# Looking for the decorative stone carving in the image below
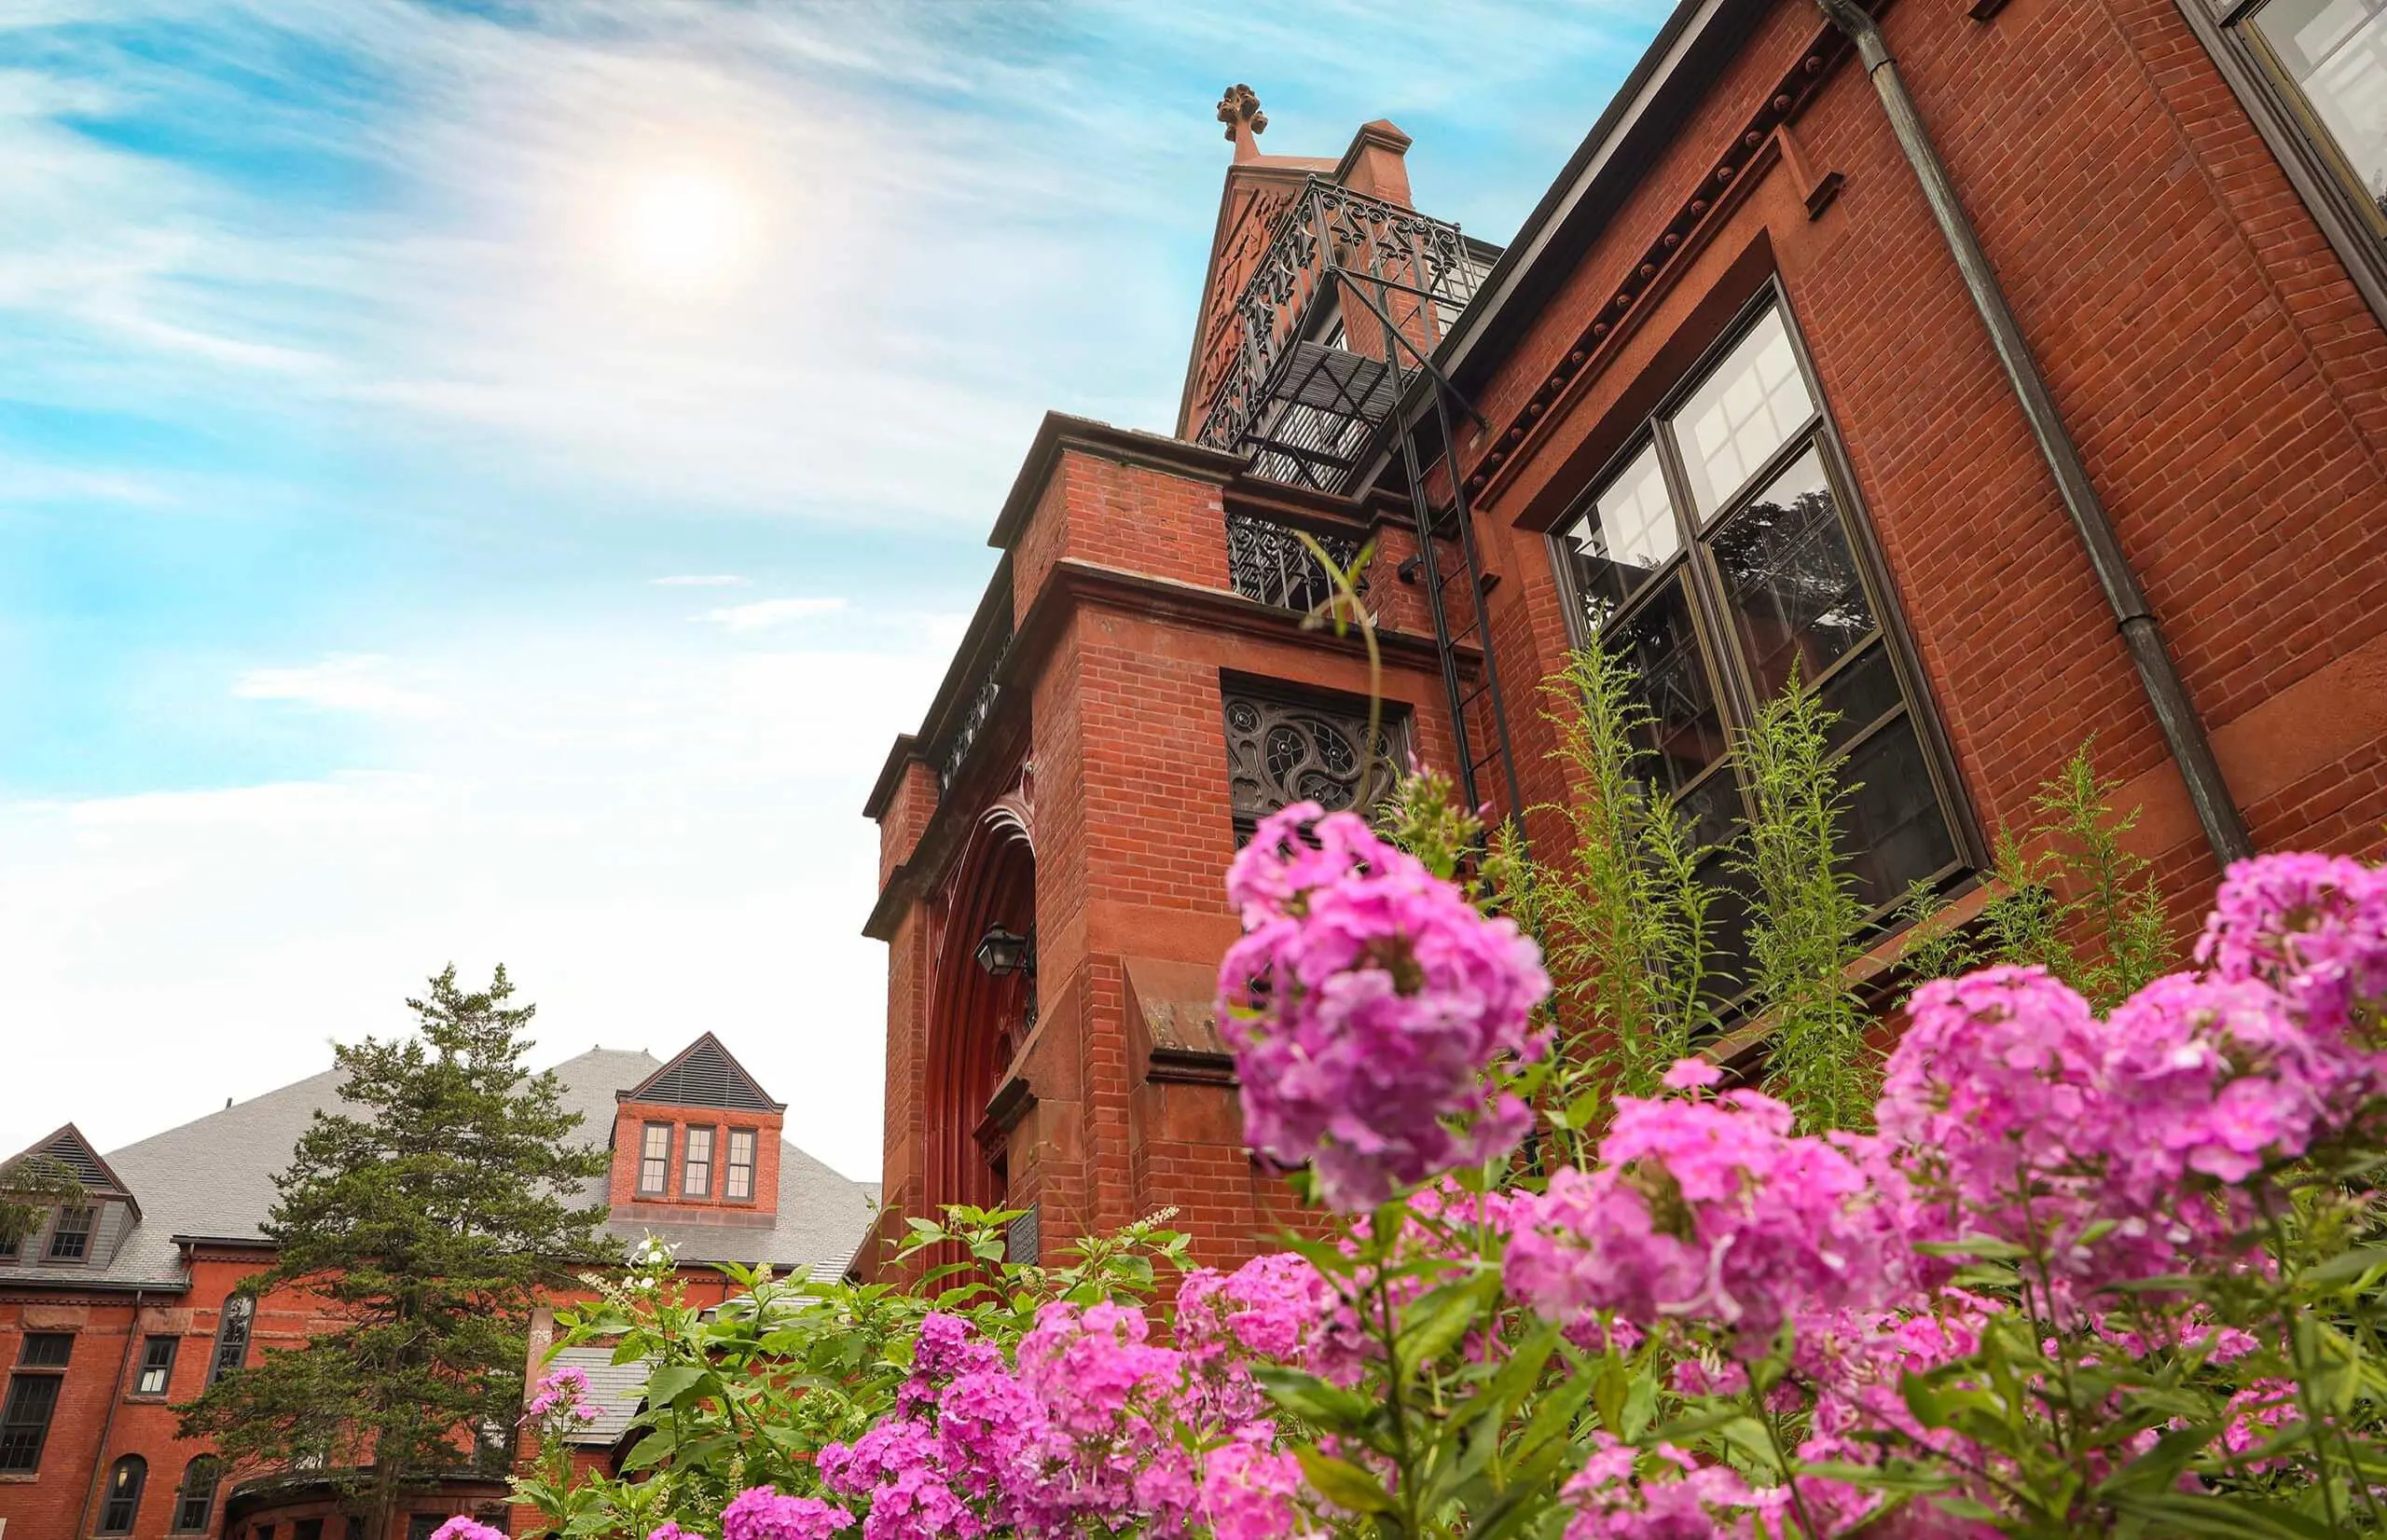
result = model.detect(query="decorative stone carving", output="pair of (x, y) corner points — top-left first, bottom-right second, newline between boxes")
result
(1222, 691), (1404, 832)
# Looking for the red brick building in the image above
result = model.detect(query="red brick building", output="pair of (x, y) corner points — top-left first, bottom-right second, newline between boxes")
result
(0, 1036), (874, 1540)
(864, 0), (2387, 1272)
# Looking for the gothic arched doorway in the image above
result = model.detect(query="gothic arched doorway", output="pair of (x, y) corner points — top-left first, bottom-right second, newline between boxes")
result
(924, 802), (1035, 1215)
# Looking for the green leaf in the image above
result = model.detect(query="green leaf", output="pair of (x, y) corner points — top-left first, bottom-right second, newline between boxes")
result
(1251, 1365), (1374, 1434)
(644, 1364), (706, 1408)
(1294, 1447), (1395, 1514)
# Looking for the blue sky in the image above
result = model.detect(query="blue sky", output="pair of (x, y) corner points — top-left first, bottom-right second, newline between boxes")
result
(0, 0), (1670, 1178)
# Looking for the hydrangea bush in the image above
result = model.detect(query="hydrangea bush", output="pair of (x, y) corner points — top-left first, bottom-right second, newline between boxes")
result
(519, 793), (2387, 1539)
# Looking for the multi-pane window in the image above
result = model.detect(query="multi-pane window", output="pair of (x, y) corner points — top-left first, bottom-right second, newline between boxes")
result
(209, 1294), (255, 1384)
(2236, 0), (2387, 234)
(638, 1123), (672, 1197)
(46, 1205), (93, 1262)
(683, 1127), (715, 1198)
(172, 1456), (221, 1533)
(135, 1334), (179, 1396)
(0, 1334), (71, 1474)
(98, 1454), (146, 1535)
(724, 1129), (757, 1202)
(1552, 295), (1966, 983)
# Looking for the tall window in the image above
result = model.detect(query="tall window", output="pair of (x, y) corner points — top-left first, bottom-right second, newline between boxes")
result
(682, 1127), (715, 1198)
(172, 1456), (221, 1533)
(2236, 0), (2386, 230)
(1552, 294), (1966, 977)
(0, 1334), (71, 1474)
(98, 1454), (146, 1535)
(134, 1335), (179, 1396)
(46, 1205), (93, 1261)
(638, 1123), (672, 1197)
(209, 1294), (255, 1384)
(724, 1129), (757, 1202)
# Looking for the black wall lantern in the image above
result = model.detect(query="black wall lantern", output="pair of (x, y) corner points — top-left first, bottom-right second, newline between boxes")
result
(973, 924), (1033, 979)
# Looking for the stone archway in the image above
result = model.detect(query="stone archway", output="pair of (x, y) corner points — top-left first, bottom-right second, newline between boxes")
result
(923, 795), (1035, 1215)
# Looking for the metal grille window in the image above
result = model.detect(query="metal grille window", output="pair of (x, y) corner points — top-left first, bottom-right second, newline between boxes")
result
(638, 1123), (672, 1197)
(172, 1457), (221, 1533)
(1552, 293), (1966, 971)
(0, 1372), (62, 1472)
(135, 1334), (178, 1396)
(724, 1129), (757, 1201)
(209, 1294), (254, 1384)
(1225, 512), (1368, 612)
(683, 1127), (715, 1197)
(98, 1454), (146, 1535)
(45, 1205), (93, 1261)
(1222, 690), (1406, 839)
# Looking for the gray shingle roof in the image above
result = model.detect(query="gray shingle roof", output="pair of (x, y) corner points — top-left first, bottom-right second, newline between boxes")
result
(545, 1343), (652, 1446)
(0, 1046), (876, 1293)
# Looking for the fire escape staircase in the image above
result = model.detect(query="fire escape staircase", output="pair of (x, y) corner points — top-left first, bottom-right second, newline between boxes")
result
(1192, 178), (1526, 830)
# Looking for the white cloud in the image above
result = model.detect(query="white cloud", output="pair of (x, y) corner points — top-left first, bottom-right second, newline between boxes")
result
(0, 615), (959, 1180)
(700, 597), (848, 631)
(232, 653), (442, 719)
(652, 574), (751, 587)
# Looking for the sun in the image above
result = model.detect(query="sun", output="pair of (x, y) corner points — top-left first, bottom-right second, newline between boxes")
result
(612, 166), (757, 292)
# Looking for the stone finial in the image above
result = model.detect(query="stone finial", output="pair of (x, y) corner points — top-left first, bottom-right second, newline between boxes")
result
(1216, 84), (1267, 157)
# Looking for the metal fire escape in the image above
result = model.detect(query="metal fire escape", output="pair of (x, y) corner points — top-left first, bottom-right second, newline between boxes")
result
(1192, 179), (1526, 827)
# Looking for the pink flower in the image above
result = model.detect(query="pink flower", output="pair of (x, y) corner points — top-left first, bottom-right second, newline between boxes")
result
(2197, 852), (2387, 1035)
(720, 1488), (852, 1540)
(1661, 1058), (1721, 1091)
(1218, 804), (1552, 1209)
(1197, 1433), (1310, 1540)
(426, 1522), (506, 1540)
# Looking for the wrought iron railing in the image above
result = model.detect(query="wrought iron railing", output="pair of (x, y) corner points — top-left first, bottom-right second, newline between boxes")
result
(1225, 511), (1368, 612)
(938, 624), (1012, 794)
(1194, 180), (1490, 492)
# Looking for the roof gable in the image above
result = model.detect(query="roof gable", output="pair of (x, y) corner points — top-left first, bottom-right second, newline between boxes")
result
(10, 1123), (132, 1199)
(620, 1033), (784, 1113)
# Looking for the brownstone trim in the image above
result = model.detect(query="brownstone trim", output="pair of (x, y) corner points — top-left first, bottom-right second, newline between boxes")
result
(862, 734), (922, 821)
(987, 413), (1246, 551)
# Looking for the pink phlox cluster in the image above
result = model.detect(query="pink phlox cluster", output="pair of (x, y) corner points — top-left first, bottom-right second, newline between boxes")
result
(1505, 1077), (1911, 1348)
(2197, 852), (2387, 1034)
(524, 1363), (597, 1423)
(1217, 803), (1552, 1209)
(903, 1312), (1002, 1412)
(720, 1486), (854, 1540)
(643, 1526), (697, 1540)
(1196, 1430), (1313, 1540)
(2221, 1378), (2302, 1472)
(1559, 1437), (1785, 1540)
(1177, 1252), (1366, 1409)
(820, 1417), (980, 1540)
(425, 1522), (506, 1540)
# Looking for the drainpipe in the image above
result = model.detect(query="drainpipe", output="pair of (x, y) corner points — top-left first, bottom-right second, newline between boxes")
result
(1814, 0), (2254, 869)
(77, 1286), (144, 1538)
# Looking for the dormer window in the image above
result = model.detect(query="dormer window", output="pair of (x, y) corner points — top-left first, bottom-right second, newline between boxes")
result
(638, 1124), (672, 1197)
(725, 1130), (756, 1202)
(46, 1205), (93, 1262)
(682, 1128), (714, 1198)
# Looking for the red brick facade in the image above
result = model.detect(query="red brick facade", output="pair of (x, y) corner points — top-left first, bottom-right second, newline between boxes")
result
(867, 1), (2387, 1279)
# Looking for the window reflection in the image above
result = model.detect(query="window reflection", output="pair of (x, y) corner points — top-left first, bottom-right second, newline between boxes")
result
(1837, 718), (1959, 911)
(1604, 575), (1728, 797)
(1708, 448), (1878, 698)
(1674, 308), (1814, 516)
(2251, 0), (2387, 227)
(1561, 441), (1679, 629)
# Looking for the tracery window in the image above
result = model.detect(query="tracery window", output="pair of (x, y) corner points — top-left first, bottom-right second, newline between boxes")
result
(1550, 290), (1968, 985)
(1221, 688), (1406, 839)
(208, 1293), (255, 1384)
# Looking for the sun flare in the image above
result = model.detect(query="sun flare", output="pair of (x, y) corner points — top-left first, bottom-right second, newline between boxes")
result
(611, 166), (756, 291)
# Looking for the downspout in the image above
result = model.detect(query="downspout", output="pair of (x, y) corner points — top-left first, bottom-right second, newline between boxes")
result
(1814, 0), (2255, 869)
(77, 1286), (144, 1538)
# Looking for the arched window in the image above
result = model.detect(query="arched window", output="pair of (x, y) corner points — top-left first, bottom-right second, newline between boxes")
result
(97, 1453), (145, 1535)
(172, 1456), (220, 1534)
(209, 1293), (255, 1384)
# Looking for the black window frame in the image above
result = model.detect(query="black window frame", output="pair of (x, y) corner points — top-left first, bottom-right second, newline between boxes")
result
(682, 1125), (715, 1199)
(637, 1122), (672, 1198)
(1545, 282), (1977, 964)
(172, 1456), (222, 1534)
(20, 1332), (74, 1368)
(45, 1204), (95, 1263)
(133, 1334), (179, 1398)
(2177, 0), (2387, 328)
(208, 1293), (255, 1385)
(0, 1368), (63, 1474)
(98, 1453), (147, 1535)
(724, 1128), (758, 1203)
(294, 1518), (325, 1540)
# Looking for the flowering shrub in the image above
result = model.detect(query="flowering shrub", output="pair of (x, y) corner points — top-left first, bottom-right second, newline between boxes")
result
(521, 833), (2387, 1540)
(1217, 802), (1552, 1208)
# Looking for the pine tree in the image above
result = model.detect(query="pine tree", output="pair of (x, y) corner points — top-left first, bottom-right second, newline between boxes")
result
(177, 965), (614, 1532)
